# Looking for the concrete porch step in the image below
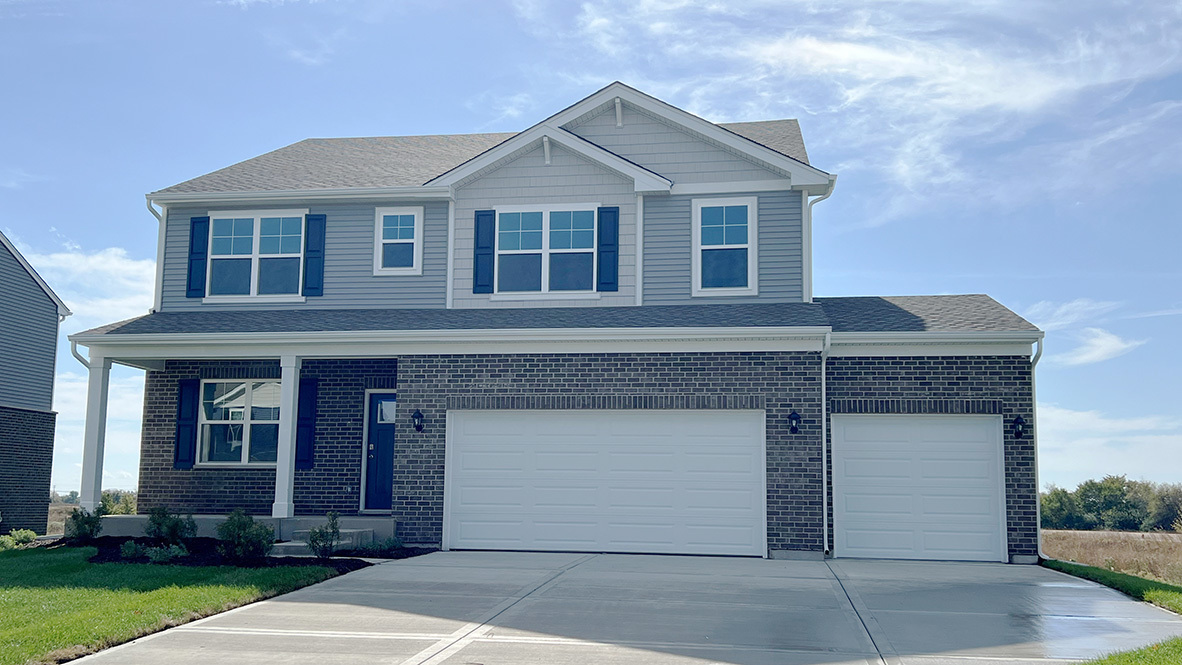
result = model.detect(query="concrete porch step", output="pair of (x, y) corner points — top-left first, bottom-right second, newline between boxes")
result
(274, 527), (374, 556)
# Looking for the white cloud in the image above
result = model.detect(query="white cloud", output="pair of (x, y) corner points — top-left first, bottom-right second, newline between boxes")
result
(51, 369), (145, 493)
(0, 166), (42, 189)
(15, 243), (155, 334)
(1047, 327), (1146, 366)
(1037, 403), (1182, 488)
(465, 91), (536, 129)
(1024, 298), (1120, 331)
(266, 27), (347, 66)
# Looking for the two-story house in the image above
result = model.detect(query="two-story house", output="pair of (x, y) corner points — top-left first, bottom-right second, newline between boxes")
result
(1, 229), (70, 535)
(71, 83), (1044, 562)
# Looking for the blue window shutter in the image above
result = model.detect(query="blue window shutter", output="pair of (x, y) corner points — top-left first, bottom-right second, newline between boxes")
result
(596, 207), (619, 292)
(174, 379), (199, 469)
(186, 217), (210, 298)
(295, 378), (317, 470)
(473, 210), (495, 293)
(303, 214), (326, 297)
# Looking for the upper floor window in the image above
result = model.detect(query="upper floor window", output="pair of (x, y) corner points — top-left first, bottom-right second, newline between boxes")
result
(691, 196), (758, 297)
(207, 209), (307, 297)
(496, 205), (597, 293)
(199, 380), (280, 465)
(373, 206), (424, 276)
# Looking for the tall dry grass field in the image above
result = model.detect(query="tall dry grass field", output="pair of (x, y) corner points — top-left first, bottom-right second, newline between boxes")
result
(1043, 529), (1182, 584)
(46, 503), (78, 535)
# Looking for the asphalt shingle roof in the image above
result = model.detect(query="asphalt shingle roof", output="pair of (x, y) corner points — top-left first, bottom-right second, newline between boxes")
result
(151, 121), (809, 195)
(80, 295), (1038, 338)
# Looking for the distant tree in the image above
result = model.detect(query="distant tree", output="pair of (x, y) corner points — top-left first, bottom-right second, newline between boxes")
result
(1077, 475), (1148, 531)
(100, 489), (137, 515)
(1041, 486), (1088, 529)
(64, 491), (79, 505)
(1145, 483), (1182, 531)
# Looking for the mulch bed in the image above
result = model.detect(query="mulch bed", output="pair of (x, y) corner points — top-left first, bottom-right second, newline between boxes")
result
(81, 537), (373, 574)
(336, 546), (437, 560)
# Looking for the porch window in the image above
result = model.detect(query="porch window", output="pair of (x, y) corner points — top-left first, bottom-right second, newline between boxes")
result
(198, 381), (281, 465)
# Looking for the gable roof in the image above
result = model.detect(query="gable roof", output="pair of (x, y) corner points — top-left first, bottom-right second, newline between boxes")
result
(149, 84), (818, 198)
(0, 229), (71, 317)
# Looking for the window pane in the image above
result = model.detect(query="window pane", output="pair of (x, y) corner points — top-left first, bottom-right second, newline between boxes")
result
(231, 237), (253, 255)
(377, 399), (397, 423)
(260, 217), (281, 236)
(572, 211), (594, 229)
(724, 225), (747, 245)
(521, 212), (543, 231)
(258, 257), (301, 294)
(382, 242), (414, 268)
(203, 424), (243, 462)
(281, 217), (302, 235)
(259, 237), (281, 254)
(233, 218), (254, 236)
(280, 236), (302, 253)
(724, 205), (748, 226)
(550, 229), (571, 249)
(701, 248), (748, 288)
(498, 232), (520, 251)
(550, 211), (571, 230)
(549, 252), (593, 291)
(701, 206), (724, 227)
(520, 231), (542, 250)
(211, 238), (232, 255)
(250, 382), (281, 420)
(701, 227), (724, 246)
(212, 218), (235, 236)
(210, 258), (252, 295)
(260, 216), (301, 255)
(249, 425), (279, 462)
(203, 382), (246, 421)
(498, 253), (542, 291)
(571, 230), (594, 249)
(499, 212), (520, 232)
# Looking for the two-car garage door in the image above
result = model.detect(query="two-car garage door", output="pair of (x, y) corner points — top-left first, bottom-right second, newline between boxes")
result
(445, 410), (766, 557)
(831, 415), (1007, 562)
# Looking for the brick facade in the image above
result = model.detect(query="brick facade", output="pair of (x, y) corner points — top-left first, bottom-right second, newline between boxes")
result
(0, 405), (55, 535)
(825, 355), (1038, 559)
(135, 352), (1037, 559)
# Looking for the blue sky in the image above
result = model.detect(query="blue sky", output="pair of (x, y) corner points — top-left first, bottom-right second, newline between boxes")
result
(1, 0), (1179, 493)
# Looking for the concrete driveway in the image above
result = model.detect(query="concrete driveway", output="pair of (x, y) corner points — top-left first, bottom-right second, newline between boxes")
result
(79, 552), (1182, 665)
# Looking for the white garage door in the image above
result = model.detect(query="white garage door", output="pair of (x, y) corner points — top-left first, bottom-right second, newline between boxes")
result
(832, 415), (1006, 562)
(445, 410), (766, 556)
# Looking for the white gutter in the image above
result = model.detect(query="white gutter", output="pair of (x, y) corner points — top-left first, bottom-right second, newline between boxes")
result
(1031, 337), (1047, 560)
(802, 175), (837, 303)
(147, 185), (454, 206)
(821, 331), (831, 555)
(71, 340), (90, 370)
(147, 199), (167, 312)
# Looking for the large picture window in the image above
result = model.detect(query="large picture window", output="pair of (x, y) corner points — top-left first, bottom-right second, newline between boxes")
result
(691, 196), (758, 296)
(496, 205), (597, 293)
(373, 206), (424, 275)
(198, 381), (281, 465)
(207, 209), (307, 298)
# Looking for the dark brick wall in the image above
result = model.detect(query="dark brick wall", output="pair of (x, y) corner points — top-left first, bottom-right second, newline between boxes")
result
(0, 405), (55, 535)
(138, 359), (398, 515)
(393, 352), (823, 550)
(825, 356), (1038, 559)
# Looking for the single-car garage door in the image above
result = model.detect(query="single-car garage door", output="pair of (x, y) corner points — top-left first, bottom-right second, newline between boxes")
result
(832, 415), (1006, 562)
(445, 410), (766, 556)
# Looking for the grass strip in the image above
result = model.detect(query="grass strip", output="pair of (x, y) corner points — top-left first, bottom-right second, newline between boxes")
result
(0, 546), (336, 665)
(1043, 559), (1182, 614)
(1081, 639), (1182, 664)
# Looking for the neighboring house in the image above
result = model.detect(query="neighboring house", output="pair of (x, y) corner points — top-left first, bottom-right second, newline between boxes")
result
(70, 83), (1044, 562)
(0, 230), (70, 535)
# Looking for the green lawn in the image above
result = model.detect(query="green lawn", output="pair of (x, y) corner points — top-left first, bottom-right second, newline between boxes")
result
(1042, 560), (1182, 664)
(0, 546), (336, 665)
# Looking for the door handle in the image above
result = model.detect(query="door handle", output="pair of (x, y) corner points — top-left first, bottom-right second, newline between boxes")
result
(368, 454), (375, 460)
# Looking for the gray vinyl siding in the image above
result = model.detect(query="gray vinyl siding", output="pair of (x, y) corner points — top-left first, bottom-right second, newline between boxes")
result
(0, 243), (59, 412)
(452, 142), (637, 308)
(644, 190), (804, 305)
(566, 104), (784, 184)
(159, 201), (450, 311)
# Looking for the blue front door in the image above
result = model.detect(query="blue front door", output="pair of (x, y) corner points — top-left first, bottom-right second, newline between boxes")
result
(365, 393), (396, 511)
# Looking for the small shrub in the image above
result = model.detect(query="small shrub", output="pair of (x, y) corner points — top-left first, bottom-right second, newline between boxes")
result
(120, 540), (145, 560)
(355, 536), (404, 558)
(145, 544), (188, 564)
(0, 535), (16, 552)
(64, 507), (104, 543)
(9, 529), (37, 545)
(306, 512), (340, 559)
(144, 506), (197, 546)
(216, 509), (274, 561)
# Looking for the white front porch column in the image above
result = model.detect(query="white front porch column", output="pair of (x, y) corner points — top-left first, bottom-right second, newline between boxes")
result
(79, 356), (112, 512)
(272, 355), (302, 518)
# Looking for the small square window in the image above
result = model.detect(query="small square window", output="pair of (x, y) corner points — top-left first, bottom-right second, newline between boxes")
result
(374, 207), (424, 275)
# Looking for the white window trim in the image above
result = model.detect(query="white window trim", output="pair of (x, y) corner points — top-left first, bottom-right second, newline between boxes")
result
(493, 203), (600, 296)
(691, 196), (758, 297)
(195, 379), (281, 468)
(206, 208), (309, 298)
(373, 206), (425, 276)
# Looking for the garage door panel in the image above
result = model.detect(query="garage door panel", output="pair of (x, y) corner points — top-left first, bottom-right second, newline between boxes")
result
(833, 415), (1005, 562)
(447, 410), (765, 556)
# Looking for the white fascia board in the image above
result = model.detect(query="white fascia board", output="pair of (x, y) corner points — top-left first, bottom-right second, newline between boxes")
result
(147, 186), (454, 206)
(0, 228), (71, 317)
(670, 180), (794, 196)
(427, 124), (671, 194)
(829, 330), (1044, 357)
(545, 83), (833, 188)
(72, 326), (830, 360)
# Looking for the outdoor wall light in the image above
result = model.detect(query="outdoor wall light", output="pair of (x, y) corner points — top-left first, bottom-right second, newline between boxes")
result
(788, 410), (802, 434)
(1012, 415), (1025, 439)
(412, 409), (425, 432)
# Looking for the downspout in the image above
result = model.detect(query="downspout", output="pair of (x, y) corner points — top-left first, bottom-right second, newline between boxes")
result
(71, 340), (90, 370)
(147, 198), (167, 313)
(803, 175), (837, 303)
(1030, 337), (1047, 560)
(821, 331), (831, 556)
